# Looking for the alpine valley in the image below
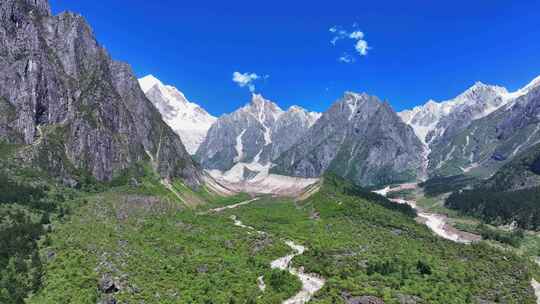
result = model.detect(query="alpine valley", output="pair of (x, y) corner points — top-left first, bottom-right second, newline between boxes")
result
(2, 1), (540, 304)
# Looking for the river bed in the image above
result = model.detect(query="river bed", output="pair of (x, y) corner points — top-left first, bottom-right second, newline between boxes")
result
(374, 185), (480, 244)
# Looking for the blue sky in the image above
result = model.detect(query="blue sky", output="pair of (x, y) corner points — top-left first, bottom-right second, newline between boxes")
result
(50, 0), (540, 116)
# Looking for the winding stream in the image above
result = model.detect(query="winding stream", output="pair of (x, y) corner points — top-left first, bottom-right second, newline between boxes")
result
(374, 184), (479, 244)
(270, 240), (326, 304)
(210, 200), (325, 303)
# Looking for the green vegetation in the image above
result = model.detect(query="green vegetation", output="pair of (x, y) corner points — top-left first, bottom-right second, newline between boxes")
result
(485, 142), (540, 192)
(0, 165), (72, 303)
(222, 175), (536, 303)
(446, 187), (540, 230)
(28, 192), (300, 303)
(476, 224), (525, 247)
(323, 173), (417, 218)
(443, 143), (540, 231)
(420, 175), (479, 197)
(0, 141), (538, 303)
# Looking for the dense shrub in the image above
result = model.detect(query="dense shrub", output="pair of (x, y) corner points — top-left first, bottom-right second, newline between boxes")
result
(445, 187), (540, 230)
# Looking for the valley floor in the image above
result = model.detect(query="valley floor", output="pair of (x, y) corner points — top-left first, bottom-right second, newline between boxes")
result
(22, 175), (539, 304)
(383, 182), (540, 304)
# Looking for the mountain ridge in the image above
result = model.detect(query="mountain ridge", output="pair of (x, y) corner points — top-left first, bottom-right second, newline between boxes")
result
(0, 0), (201, 186)
(399, 75), (540, 177)
(272, 92), (425, 186)
(196, 93), (320, 176)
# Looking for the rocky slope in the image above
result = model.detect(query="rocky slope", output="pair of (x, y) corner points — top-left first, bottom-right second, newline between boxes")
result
(272, 92), (424, 186)
(196, 94), (319, 177)
(399, 82), (511, 145)
(138, 75), (216, 155)
(425, 77), (540, 176)
(0, 0), (200, 186)
(399, 76), (540, 177)
(483, 142), (540, 192)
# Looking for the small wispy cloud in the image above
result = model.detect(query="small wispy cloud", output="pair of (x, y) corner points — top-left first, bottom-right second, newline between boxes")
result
(232, 71), (266, 93)
(329, 25), (370, 63)
(338, 53), (356, 63)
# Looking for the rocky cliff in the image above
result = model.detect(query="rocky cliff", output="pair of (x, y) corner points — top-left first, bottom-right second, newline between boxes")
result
(196, 94), (319, 173)
(0, 0), (200, 186)
(272, 92), (424, 186)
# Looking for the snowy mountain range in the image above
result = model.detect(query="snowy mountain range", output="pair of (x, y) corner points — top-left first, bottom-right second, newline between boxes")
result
(139, 72), (540, 187)
(138, 75), (216, 154)
(399, 75), (540, 176)
(398, 77), (540, 146)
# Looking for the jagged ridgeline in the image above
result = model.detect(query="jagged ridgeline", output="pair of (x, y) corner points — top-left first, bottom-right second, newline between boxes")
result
(272, 92), (425, 186)
(0, 0), (200, 187)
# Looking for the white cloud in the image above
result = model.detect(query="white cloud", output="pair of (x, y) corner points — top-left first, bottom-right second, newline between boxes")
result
(349, 31), (364, 40)
(232, 71), (260, 92)
(355, 39), (369, 56)
(330, 25), (370, 62)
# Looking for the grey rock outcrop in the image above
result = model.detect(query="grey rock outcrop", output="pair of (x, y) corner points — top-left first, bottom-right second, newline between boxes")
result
(196, 94), (319, 171)
(0, 0), (200, 186)
(272, 92), (424, 186)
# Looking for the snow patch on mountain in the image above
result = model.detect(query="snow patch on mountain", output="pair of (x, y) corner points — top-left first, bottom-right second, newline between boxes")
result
(234, 130), (247, 162)
(138, 75), (216, 154)
(399, 82), (515, 144)
(198, 94), (321, 194)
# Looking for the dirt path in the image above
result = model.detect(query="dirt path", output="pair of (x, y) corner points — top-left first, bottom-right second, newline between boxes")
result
(207, 198), (260, 213)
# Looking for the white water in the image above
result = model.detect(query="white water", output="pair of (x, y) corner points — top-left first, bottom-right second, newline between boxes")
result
(270, 241), (326, 304)
(232, 215), (325, 303)
(532, 279), (540, 304)
(257, 276), (266, 292)
(532, 260), (540, 303)
(392, 198), (472, 244)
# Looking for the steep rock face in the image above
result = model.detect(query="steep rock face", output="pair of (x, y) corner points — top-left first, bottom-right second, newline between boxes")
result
(138, 75), (216, 155)
(399, 82), (509, 145)
(0, 0), (200, 186)
(273, 92), (424, 186)
(426, 79), (540, 176)
(196, 94), (318, 173)
(270, 105), (320, 160)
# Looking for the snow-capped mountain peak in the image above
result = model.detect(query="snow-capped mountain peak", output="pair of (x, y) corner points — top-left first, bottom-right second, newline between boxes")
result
(398, 81), (512, 144)
(138, 75), (216, 155)
(399, 75), (540, 149)
(138, 74), (162, 93)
